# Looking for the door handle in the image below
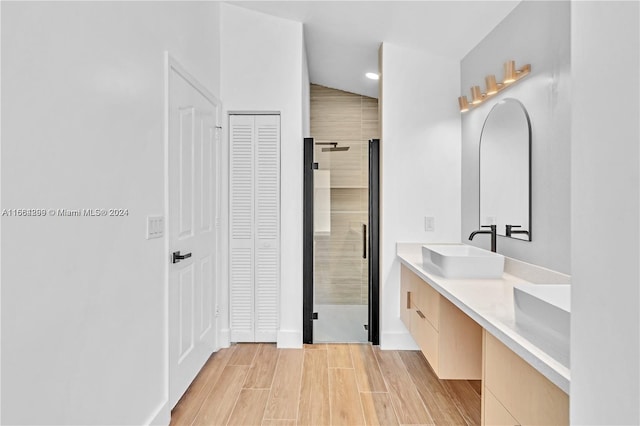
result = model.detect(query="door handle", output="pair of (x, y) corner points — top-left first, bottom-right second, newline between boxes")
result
(172, 251), (192, 264)
(362, 223), (367, 259)
(416, 310), (425, 319)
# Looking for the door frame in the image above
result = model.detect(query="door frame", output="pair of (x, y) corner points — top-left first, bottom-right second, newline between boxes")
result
(164, 52), (222, 408)
(302, 138), (380, 344)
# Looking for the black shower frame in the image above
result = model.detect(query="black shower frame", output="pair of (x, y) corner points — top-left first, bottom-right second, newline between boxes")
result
(303, 138), (380, 345)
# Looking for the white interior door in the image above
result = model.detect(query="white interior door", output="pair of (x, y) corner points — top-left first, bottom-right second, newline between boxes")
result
(167, 57), (221, 407)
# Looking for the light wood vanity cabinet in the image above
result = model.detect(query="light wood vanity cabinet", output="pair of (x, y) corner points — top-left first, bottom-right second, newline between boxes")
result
(400, 260), (569, 425)
(482, 330), (569, 426)
(400, 264), (482, 379)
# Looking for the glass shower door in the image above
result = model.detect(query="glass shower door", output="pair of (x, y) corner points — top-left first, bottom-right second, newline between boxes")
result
(313, 141), (369, 343)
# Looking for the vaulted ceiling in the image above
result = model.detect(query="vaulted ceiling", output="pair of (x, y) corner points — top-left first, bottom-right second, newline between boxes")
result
(230, 1), (520, 98)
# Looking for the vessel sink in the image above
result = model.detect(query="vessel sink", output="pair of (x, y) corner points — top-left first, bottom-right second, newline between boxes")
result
(422, 244), (505, 279)
(513, 283), (571, 341)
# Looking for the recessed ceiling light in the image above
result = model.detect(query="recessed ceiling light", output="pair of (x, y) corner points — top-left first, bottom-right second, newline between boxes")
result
(365, 72), (379, 80)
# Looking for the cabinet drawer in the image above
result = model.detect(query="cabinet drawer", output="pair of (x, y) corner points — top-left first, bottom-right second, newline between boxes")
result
(413, 277), (440, 330)
(484, 331), (568, 425)
(411, 306), (439, 372)
(400, 265), (413, 329)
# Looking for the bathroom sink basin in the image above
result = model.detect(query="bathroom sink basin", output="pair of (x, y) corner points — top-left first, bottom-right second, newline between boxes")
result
(422, 244), (505, 279)
(513, 283), (570, 341)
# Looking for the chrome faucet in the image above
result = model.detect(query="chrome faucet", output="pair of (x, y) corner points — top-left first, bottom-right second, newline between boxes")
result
(469, 225), (497, 252)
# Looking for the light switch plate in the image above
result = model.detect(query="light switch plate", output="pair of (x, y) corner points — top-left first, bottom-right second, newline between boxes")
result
(146, 216), (164, 239)
(425, 216), (435, 232)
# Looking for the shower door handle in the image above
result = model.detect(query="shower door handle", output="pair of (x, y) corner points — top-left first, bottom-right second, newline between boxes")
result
(362, 224), (367, 259)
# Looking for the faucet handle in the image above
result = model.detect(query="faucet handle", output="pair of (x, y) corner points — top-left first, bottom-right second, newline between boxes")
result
(505, 224), (522, 237)
(481, 224), (496, 229)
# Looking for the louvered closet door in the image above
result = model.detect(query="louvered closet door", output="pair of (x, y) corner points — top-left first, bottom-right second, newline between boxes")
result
(230, 114), (280, 342)
(230, 115), (255, 342)
(254, 115), (280, 342)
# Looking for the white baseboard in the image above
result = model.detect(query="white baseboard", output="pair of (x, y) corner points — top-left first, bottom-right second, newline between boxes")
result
(380, 331), (419, 350)
(277, 329), (303, 348)
(219, 328), (231, 348)
(146, 399), (170, 426)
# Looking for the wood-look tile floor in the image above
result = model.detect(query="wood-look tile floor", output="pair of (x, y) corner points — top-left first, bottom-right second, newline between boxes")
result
(170, 343), (480, 426)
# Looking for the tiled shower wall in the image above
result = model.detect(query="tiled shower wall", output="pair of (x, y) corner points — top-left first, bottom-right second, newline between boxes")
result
(311, 84), (379, 305)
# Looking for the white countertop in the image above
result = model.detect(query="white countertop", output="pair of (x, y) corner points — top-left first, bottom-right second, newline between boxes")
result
(397, 242), (570, 394)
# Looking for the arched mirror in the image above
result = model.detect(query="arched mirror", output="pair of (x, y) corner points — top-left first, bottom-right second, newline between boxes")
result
(479, 99), (531, 241)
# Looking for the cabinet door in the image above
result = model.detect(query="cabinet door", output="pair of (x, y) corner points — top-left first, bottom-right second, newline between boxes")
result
(438, 297), (482, 379)
(483, 388), (519, 426)
(483, 331), (568, 425)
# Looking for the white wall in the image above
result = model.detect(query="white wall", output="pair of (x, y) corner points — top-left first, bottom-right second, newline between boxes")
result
(570, 2), (640, 423)
(380, 43), (461, 349)
(302, 40), (311, 138)
(461, 1), (571, 273)
(1, 2), (221, 424)
(220, 4), (306, 348)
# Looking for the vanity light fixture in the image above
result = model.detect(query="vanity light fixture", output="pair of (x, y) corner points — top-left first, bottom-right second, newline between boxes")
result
(471, 86), (484, 104)
(485, 75), (498, 95)
(458, 60), (531, 113)
(503, 60), (517, 83)
(458, 96), (470, 112)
